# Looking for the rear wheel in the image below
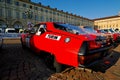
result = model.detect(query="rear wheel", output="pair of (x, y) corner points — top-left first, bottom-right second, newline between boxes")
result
(44, 54), (62, 72)
(44, 54), (54, 70)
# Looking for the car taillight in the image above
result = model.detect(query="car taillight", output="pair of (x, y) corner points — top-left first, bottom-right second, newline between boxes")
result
(78, 42), (88, 65)
(78, 55), (86, 65)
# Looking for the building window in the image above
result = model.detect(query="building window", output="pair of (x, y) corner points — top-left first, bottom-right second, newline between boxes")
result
(35, 7), (38, 10)
(0, 0), (4, 2)
(30, 5), (32, 9)
(15, 2), (19, 6)
(46, 17), (48, 21)
(45, 10), (48, 13)
(50, 18), (52, 22)
(57, 13), (59, 16)
(53, 12), (56, 15)
(35, 15), (38, 21)
(0, 8), (2, 16)
(6, 0), (11, 4)
(49, 11), (52, 14)
(40, 16), (44, 21)
(23, 4), (26, 7)
(22, 13), (26, 19)
(16, 12), (20, 19)
(41, 8), (43, 12)
(116, 24), (118, 27)
(7, 9), (11, 18)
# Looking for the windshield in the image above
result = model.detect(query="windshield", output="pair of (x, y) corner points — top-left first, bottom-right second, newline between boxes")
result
(83, 26), (97, 33)
(54, 23), (85, 34)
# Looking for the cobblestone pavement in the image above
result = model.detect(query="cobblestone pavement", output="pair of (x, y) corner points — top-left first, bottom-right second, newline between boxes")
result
(0, 39), (54, 80)
(0, 39), (120, 80)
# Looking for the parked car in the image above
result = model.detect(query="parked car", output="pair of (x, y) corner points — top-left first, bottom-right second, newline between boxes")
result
(4, 28), (20, 39)
(21, 22), (113, 72)
(97, 29), (114, 44)
(101, 29), (120, 43)
(80, 26), (113, 46)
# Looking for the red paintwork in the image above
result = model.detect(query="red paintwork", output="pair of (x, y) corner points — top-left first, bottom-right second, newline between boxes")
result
(21, 22), (110, 67)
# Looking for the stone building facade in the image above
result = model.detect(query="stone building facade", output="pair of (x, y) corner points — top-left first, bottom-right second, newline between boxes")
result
(0, 0), (93, 31)
(94, 15), (120, 30)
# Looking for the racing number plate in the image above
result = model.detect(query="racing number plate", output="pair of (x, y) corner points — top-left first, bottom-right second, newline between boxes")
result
(45, 34), (61, 41)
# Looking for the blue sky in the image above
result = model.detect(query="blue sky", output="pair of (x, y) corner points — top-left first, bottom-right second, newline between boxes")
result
(31, 0), (120, 19)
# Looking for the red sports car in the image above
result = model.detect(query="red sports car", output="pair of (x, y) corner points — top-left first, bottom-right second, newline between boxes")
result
(21, 22), (112, 72)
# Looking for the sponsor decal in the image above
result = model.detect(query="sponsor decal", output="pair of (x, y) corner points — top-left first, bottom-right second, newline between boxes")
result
(45, 34), (61, 41)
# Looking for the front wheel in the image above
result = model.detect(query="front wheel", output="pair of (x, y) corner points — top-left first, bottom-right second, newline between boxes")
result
(53, 57), (62, 73)
(21, 38), (26, 49)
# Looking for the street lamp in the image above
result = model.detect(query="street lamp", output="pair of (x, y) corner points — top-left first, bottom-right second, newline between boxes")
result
(24, 9), (34, 30)
(24, 9), (33, 19)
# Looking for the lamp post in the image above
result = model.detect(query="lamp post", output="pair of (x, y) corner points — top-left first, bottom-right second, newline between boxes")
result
(24, 9), (34, 30)
(25, 9), (33, 19)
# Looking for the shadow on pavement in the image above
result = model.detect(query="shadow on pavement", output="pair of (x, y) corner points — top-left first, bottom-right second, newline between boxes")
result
(89, 50), (120, 73)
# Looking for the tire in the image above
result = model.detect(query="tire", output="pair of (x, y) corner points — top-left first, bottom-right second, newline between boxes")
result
(53, 57), (62, 73)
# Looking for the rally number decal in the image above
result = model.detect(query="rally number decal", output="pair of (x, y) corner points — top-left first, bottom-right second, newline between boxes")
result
(45, 34), (61, 41)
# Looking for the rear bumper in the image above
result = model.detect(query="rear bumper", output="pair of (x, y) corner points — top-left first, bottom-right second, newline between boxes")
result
(88, 45), (112, 54)
(78, 45), (113, 67)
(79, 59), (101, 68)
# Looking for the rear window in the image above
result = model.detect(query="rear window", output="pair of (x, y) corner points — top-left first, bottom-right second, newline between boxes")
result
(83, 26), (97, 33)
(54, 23), (85, 34)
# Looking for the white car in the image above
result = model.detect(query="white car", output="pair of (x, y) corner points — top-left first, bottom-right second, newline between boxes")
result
(5, 28), (16, 33)
(4, 28), (20, 39)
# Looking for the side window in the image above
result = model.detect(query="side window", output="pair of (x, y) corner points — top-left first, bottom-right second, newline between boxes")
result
(54, 24), (67, 31)
(36, 24), (46, 35)
(38, 25), (46, 34)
